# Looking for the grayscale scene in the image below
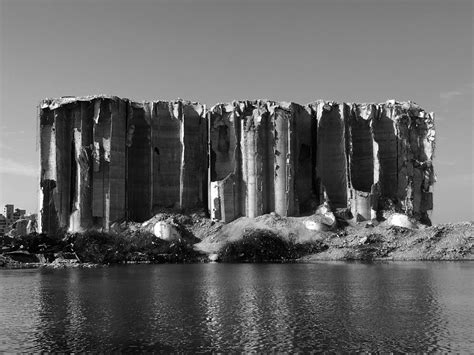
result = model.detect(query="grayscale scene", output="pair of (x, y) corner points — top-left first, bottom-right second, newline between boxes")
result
(1, 0), (473, 352)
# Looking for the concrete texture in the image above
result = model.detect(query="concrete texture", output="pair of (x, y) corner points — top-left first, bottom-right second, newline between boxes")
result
(38, 96), (435, 235)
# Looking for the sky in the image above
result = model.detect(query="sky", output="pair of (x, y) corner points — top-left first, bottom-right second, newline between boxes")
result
(0, 0), (472, 223)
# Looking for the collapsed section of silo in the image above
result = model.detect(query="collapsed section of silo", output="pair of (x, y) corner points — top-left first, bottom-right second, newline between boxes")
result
(209, 101), (315, 222)
(391, 101), (435, 223)
(342, 101), (435, 223)
(208, 102), (242, 223)
(308, 101), (349, 210)
(345, 103), (375, 221)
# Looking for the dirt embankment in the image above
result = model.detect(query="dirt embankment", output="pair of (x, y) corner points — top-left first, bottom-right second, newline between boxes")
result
(301, 222), (474, 261)
(195, 214), (474, 262)
(0, 211), (217, 268)
(1, 211), (473, 267)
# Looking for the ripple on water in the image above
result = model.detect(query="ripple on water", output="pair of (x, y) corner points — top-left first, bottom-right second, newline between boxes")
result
(0, 263), (473, 352)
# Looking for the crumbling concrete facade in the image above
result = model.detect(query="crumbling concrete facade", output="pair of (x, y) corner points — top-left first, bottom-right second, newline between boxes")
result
(39, 96), (435, 235)
(208, 101), (312, 222)
(39, 96), (207, 234)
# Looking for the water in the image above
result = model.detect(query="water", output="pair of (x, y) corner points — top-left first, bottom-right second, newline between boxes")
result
(0, 262), (473, 352)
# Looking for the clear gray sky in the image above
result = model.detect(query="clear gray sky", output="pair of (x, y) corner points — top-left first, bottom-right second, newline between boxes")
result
(0, 0), (472, 223)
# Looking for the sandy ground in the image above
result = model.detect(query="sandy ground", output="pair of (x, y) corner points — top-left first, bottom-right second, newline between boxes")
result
(194, 214), (474, 261)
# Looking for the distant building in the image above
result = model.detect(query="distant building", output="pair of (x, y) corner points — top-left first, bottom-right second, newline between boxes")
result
(1, 205), (29, 235)
(4, 204), (14, 221)
(0, 214), (7, 236)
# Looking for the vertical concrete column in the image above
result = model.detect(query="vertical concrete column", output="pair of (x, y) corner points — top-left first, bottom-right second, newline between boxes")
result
(341, 103), (353, 212)
(348, 103), (374, 221)
(421, 112), (435, 217)
(201, 105), (209, 206)
(410, 109), (435, 220)
(102, 101), (112, 230)
(395, 106), (410, 213)
(240, 109), (249, 216)
(144, 101), (153, 216)
(37, 104), (42, 233)
(181, 103), (207, 209)
(407, 114), (418, 216)
(256, 107), (274, 214)
(39, 107), (59, 234)
(174, 101), (186, 209)
(209, 105), (238, 221)
(273, 108), (290, 216)
(181, 103), (190, 208)
(313, 101), (326, 205)
(92, 99), (104, 222)
(307, 104), (320, 207)
(316, 102), (348, 209)
(233, 109), (244, 219)
(69, 105), (82, 231)
(108, 98), (127, 224)
(215, 107), (241, 221)
(254, 109), (264, 216)
(127, 103), (152, 222)
(294, 104), (313, 214)
(90, 99), (113, 229)
(153, 102), (182, 208)
(207, 110), (213, 216)
(80, 101), (94, 229)
(151, 102), (160, 213)
(287, 108), (296, 216)
(210, 102), (260, 222)
(152, 102), (172, 208)
(370, 106), (381, 219)
(373, 103), (398, 199)
(246, 116), (257, 218)
(252, 104), (270, 217)
(54, 107), (72, 231)
(346, 104), (356, 218)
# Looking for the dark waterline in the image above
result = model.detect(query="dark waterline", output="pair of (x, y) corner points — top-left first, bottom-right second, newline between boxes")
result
(1, 262), (473, 352)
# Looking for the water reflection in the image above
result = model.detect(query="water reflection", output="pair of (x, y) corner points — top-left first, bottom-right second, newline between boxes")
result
(0, 262), (472, 352)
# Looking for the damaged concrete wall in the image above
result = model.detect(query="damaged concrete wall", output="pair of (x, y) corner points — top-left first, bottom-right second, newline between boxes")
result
(345, 101), (435, 223)
(39, 96), (208, 234)
(151, 101), (182, 209)
(346, 103), (375, 220)
(209, 101), (313, 222)
(39, 97), (128, 234)
(39, 96), (435, 234)
(309, 101), (349, 209)
(181, 103), (208, 209)
(210, 99), (435, 224)
(208, 103), (242, 223)
(127, 102), (151, 222)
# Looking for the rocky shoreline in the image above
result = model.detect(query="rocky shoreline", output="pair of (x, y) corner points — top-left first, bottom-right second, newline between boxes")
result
(1, 212), (473, 269)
